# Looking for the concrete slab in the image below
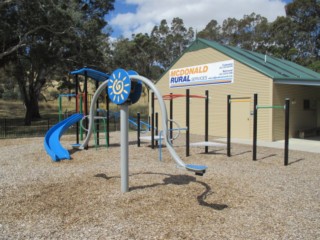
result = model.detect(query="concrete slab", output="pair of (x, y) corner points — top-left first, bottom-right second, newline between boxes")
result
(216, 137), (320, 154)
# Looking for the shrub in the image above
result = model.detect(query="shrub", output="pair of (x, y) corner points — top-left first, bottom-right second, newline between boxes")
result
(2, 91), (18, 100)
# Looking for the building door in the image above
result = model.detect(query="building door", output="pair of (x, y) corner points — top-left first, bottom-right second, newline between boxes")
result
(231, 100), (251, 139)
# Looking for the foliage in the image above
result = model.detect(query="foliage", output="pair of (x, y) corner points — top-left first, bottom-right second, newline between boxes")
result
(1, 0), (319, 126)
(285, 0), (320, 68)
(110, 17), (194, 80)
(151, 18), (194, 69)
(2, 91), (18, 100)
(196, 0), (319, 72)
(0, 0), (114, 125)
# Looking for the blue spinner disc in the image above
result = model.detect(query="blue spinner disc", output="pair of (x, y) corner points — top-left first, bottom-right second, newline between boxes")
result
(108, 69), (131, 105)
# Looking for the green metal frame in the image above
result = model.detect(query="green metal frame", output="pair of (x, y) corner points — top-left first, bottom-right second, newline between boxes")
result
(93, 117), (108, 149)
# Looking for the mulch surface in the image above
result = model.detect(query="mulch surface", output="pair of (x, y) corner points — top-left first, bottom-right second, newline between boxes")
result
(0, 132), (319, 239)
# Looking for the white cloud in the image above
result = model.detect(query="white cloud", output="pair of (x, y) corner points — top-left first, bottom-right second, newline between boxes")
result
(110, 0), (287, 38)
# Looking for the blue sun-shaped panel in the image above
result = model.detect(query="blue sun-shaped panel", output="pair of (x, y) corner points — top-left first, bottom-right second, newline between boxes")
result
(108, 69), (131, 105)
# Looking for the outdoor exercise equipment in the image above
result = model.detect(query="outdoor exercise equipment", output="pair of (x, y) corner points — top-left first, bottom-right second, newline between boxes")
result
(158, 120), (187, 161)
(227, 94), (290, 165)
(152, 90), (225, 157)
(186, 89), (226, 156)
(83, 69), (207, 192)
(150, 92), (205, 149)
(253, 95), (290, 166)
(45, 67), (207, 192)
(227, 95), (253, 157)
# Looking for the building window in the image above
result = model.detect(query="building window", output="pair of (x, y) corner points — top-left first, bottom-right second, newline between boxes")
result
(303, 99), (310, 110)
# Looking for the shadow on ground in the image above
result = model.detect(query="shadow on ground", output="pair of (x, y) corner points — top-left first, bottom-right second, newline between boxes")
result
(95, 172), (228, 211)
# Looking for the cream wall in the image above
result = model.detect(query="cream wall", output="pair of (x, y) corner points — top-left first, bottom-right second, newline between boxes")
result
(272, 84), (320, 140)
(152, 47), (274, 141)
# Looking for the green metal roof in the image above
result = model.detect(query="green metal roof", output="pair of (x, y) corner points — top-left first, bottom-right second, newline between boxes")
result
(185, 38), (320, 85)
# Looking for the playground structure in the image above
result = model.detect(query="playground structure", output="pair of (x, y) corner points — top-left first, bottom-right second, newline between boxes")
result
(253, 95), (290, 166)
(147, 89), (226, 160)
(44, 68), (208, 192)
(58, 93), (87, 140)
(58, 93), (76, 121)
(147, 91), (291, 165)
(227, 94), (290, 165)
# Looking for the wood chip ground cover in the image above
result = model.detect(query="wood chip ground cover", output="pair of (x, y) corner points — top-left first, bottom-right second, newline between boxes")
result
(0, 133), (319, 239)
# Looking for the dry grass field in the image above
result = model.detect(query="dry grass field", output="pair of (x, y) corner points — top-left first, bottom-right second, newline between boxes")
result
(0, 132), (319, 239)
(0, 98), (148, 119)
(0, 99), (60, 118)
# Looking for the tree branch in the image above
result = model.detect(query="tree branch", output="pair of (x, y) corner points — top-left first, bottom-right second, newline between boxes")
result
(0, 42), (26, 60)
(0, 0), (16, 9)
(0, 25), (73, 60)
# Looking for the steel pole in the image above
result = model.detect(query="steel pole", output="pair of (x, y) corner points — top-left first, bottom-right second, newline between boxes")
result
(120, 104), (129, 192)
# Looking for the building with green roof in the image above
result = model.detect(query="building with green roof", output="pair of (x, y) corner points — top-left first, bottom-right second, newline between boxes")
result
(153, 38), (320, 141)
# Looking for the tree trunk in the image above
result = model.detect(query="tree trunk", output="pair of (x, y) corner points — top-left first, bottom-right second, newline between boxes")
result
(14, 58), (45, 125)
(24, 92), (41, 125)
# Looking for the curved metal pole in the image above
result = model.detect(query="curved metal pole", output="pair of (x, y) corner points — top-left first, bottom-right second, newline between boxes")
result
(129, 75), (187, 168)
(79, 80), (109, 149)
(79, 73), (207, 175)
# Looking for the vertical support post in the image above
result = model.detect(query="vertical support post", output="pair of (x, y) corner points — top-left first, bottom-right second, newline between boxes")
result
(58, 95), (62, 122)
(155, 112), (159, 146)
(137, 112), (141, 147)
(75, 75), (79, 144)
(227, 95), (231, 157)
(106, 94), (110, 146)
(170, 93), (173, 141)
(84, 71), (88, 150)
(80, 95), (83, 141)
(84, 71), (88, 116)
(205, 90), (209, 153)
(95, 81), (99, 146)
(253, 94), (258, 161)
(151, 92), (155, 149)
(284, 98), (290, 166)
(120, 104), (129, 193)
(186, 89), (190, 157)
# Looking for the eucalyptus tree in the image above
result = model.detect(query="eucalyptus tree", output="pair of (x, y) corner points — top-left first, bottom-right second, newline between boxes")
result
(285, 0), (320, 70)
(151, 18), (194, 69)
(221, 17), (239, 46)
(268, 16), (297, 60)
(197, 19), (222, 42)
(0, 0), (114, 124)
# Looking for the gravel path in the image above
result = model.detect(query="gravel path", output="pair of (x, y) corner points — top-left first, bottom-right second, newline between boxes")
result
(0, 132), (319, 239)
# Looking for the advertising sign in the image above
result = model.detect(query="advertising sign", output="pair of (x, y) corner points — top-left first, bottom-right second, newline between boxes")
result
(169, 60), (234, 88)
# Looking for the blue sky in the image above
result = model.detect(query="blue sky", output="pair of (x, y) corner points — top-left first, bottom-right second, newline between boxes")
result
(105, 0), (293, 39)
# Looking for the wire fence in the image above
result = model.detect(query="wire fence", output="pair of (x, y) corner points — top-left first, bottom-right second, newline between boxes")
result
(0, 118), (59, 139)
(0, 116), (137, 139)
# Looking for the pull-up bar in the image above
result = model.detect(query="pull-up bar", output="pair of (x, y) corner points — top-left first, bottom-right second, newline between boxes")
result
(253, 95), (290, 166)
(230, 99), (252, 103)
(256, 105), (284, 109)
(227, 95), (253, 157)
(185, 89), (211, 156)
(151, 92), (206, 148)
(160, 93), (206, 100)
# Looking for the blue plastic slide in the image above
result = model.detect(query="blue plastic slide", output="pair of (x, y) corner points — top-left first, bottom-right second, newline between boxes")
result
(44, 113), (83, 161)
